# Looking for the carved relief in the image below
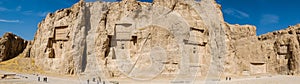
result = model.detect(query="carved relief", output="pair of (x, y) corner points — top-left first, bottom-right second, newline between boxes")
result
(55, 26), (69, 41)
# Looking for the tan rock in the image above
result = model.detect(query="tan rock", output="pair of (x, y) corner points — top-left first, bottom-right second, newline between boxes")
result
(224, 23), (300, 78)
(22, 0), (300, 81)
(30, 0), (213, 80)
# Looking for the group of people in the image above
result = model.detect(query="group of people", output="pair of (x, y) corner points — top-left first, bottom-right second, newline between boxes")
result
(225, 77), (232, 81)
(87, 77), (105, 84)
(36, 74), (48, 82)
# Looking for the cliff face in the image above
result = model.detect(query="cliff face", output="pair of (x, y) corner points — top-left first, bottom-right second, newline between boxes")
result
(0, 33), (27, 62)
(224, 24), (263, 76)
(225, 24), (300, 77)
(29, 0), (300, 80)
(258, 24), (300, 75)
(31, 1), (86, 75)
(30, 0), (222, 79)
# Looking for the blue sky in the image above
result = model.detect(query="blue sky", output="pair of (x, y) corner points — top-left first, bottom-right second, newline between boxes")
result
(220, 0), (300, 35)
(0, 0), (299, 40)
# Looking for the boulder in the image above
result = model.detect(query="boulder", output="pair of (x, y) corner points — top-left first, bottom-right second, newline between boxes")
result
(0, 32), (27, 61)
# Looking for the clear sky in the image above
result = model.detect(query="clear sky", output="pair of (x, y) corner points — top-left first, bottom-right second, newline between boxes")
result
(0, 0), (299, 40)
(220, 0), (300, 35)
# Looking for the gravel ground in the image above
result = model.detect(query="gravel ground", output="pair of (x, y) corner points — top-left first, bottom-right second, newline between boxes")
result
(1, 70), (300, 84)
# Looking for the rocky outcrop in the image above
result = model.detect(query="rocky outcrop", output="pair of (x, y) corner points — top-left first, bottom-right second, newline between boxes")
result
(224, 24), (300, 77)
(0, 32), (28, 61)
(224, 24), (263, 76)
(27, 0), (300, 81)
(257, 24), (300, 75)
(31, 0), (217, 79)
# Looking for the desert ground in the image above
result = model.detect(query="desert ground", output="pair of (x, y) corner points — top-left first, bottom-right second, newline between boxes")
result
(1, 70), (300, 84)
(1, 0), (300, 84)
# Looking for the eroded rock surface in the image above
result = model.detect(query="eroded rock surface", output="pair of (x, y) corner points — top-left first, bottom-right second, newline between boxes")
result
(31, 0), (215, 79)
(224, 24), (300, 77)
(27, 0), (300, 81)
(0, 33), (27, 61)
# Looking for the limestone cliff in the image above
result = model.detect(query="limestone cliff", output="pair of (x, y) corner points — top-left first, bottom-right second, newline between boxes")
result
(27, 0), (300, 81)
(30, 0), (219, 79)
(225, 23), (300, 77)
(258, 24), (300, 75)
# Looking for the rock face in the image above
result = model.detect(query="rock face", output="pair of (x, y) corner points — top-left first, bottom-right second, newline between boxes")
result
(257, 24), (300, 75)
(0, 33), (28, 61)
(31, 0), (217, 79)
(224, 24), (300, 77)
(224, 24), (263, 76)
(29, 0), (300, 80)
